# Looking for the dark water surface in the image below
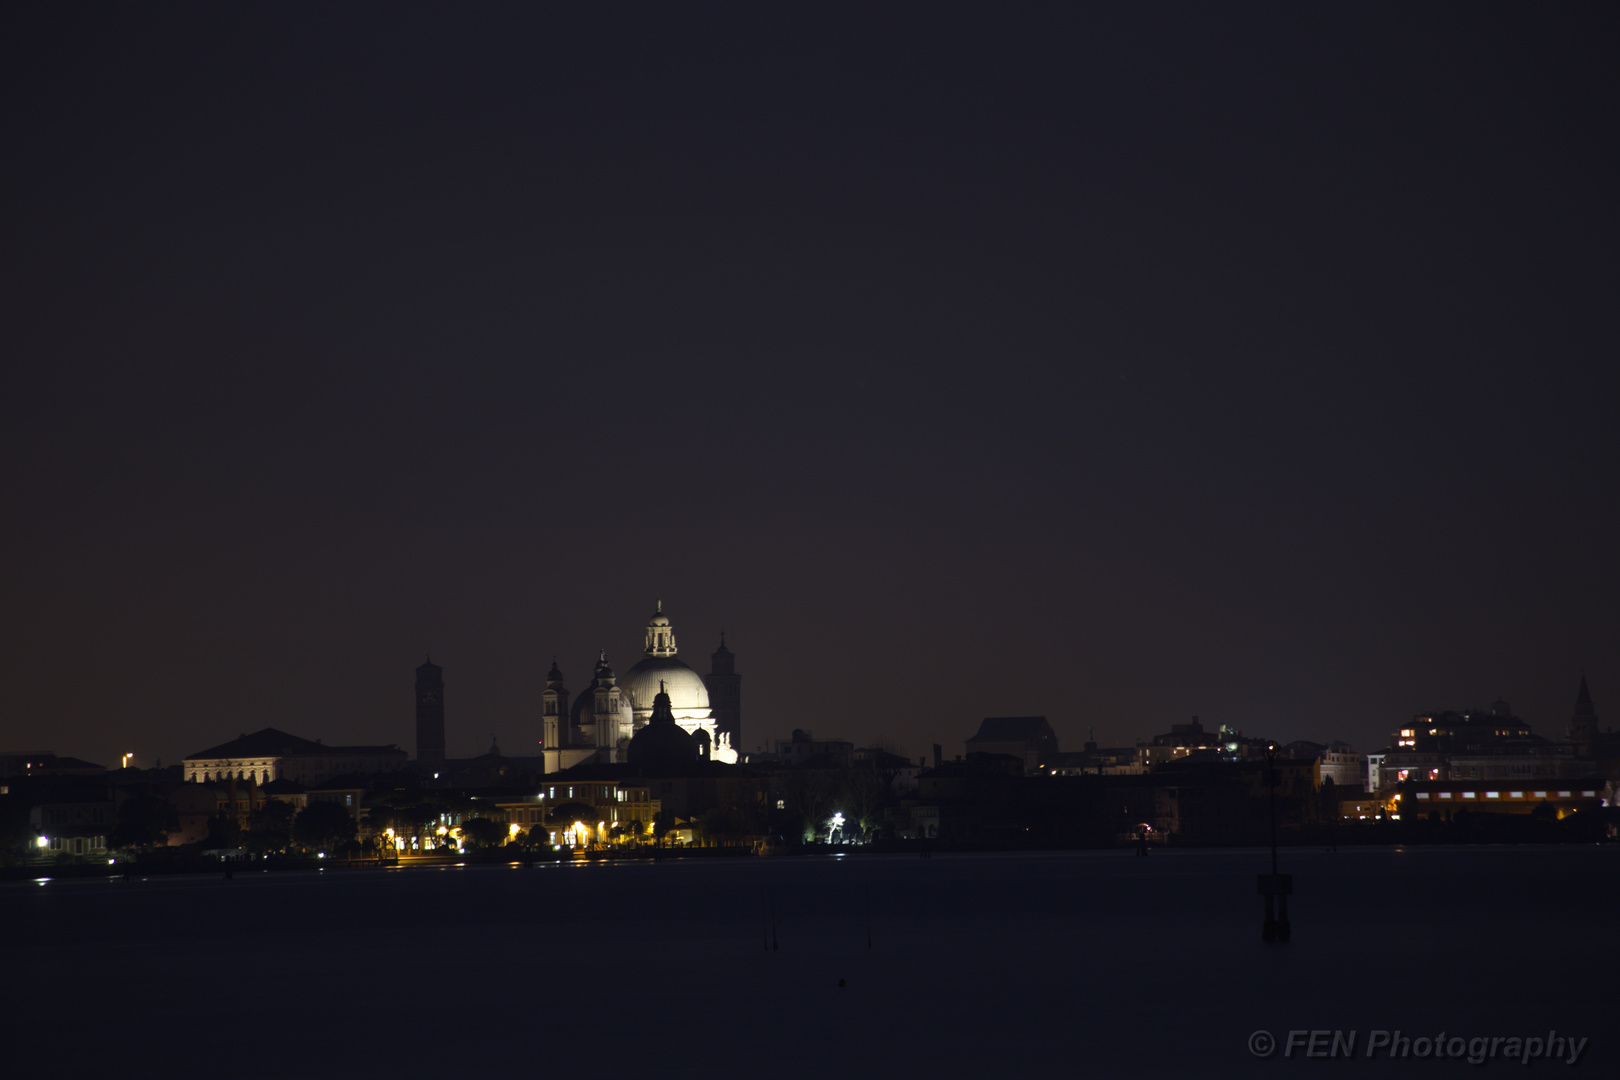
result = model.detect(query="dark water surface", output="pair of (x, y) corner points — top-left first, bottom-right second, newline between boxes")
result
(4, 846), (1615, 1077)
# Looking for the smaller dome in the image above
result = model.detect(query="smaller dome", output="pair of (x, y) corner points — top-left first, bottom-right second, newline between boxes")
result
(570, 686), (594, 725)
(626, 681), (698, 770)
(627, 722), (697, 770)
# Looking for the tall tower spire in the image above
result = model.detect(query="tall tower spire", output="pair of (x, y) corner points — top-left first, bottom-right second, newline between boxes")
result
(1569, 674), (1599, 752)
(706, 631), (741, 748)
(415, 657), (446, 771)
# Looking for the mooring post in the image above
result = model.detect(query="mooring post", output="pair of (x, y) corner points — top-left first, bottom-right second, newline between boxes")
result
(1258, 743), (1292, 942)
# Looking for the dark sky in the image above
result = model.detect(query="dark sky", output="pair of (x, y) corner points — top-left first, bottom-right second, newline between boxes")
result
(5, 3), (1616, 769)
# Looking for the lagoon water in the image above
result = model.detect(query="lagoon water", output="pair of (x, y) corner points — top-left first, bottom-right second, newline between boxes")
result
(4, 846), (1616, 1078)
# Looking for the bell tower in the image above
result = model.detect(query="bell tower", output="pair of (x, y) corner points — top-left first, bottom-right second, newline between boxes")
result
(1569, 675), (1599, 754)
(541, 660), (568, 753)
(415, 657), (446, 771)
(706, 632), (742, 748)
(592, 652), (628, 751)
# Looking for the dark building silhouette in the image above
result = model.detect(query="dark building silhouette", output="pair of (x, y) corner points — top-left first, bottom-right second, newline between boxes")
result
(415, 657), (446, 771)
(627, 682), (700, 770)
(965, 716), (1059, 775)
(1568, 674), (1599, 752)
(705, 633), (742, 748)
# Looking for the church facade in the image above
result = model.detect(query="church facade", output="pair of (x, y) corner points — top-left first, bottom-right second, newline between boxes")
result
(540, 602), (740, 773)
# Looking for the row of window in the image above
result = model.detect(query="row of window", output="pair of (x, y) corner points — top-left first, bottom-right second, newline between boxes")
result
(544, 785), (648, 802)
(1450, 765), (1560, 779)
(42, 806), (109, 825)
(1412, 790), (1596, 801)
(45, 836), (106, 854)
(196, 769), (275, 783)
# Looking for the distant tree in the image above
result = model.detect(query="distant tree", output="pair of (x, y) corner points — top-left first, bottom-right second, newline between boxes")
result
(782, 769), (837, 843)
(840, 766), (890, 836)
(244, 799), (296, 854)
(0, 795), (36, 865)
(460, 817), (503, 849)
(697, 806), (748, 847)
(363, 805), (395, 835)
(652, 809), (676, 846)
(395, 803), (441, 850)
(109, 794), (180, 851)
(292, 801), (358, 852)
(206, 813), (242, 848)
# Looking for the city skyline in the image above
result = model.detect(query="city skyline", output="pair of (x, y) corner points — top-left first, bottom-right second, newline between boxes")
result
(7, 593), (1602, 773)
(6, 6), (1615, 771)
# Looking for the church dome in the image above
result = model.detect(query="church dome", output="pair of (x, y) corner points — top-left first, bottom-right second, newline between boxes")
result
(622, 656), (710, 714)
(627, 685), (699, 770)
(569, 686), (595, 726)
(626, 717), (698, 769)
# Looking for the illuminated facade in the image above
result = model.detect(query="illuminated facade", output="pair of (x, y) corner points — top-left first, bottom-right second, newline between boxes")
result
(184, 728), (408, 785)
(497, 779), (660, 847)
(541, 602), (739, 773)
(1391, 782), (1603, 819)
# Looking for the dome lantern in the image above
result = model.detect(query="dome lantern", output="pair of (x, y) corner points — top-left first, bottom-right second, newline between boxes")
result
(645, 599), (677, 658)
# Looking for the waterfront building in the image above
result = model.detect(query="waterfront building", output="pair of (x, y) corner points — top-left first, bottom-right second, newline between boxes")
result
(183, 728), (407, 786)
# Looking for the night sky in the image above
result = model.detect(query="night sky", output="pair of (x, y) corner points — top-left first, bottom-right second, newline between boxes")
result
(6, 3), (1616, 769)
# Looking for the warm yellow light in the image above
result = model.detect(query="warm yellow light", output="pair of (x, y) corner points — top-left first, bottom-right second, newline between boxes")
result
(508, 823), (521, 837)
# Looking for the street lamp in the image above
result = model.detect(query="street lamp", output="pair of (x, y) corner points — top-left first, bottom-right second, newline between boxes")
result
(122, 752), (134, 770)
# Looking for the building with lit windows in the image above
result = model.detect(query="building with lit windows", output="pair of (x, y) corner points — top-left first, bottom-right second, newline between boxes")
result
(1374, 699), (1573, 790)
(183, 728), (407, 786)
(30, 799), (112, 859)
(531, 682), (768, 841)
(1389, 781), (1604, 820)
(496, 778), (660, 848)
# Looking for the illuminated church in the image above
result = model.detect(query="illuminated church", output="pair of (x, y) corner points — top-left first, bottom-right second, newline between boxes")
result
(540, 602), (741, 773)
